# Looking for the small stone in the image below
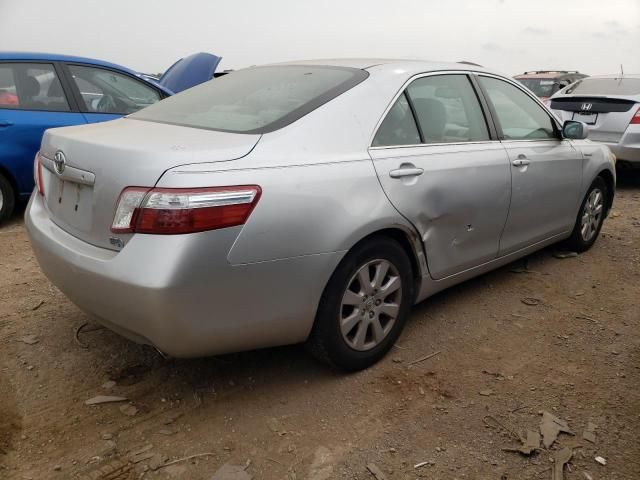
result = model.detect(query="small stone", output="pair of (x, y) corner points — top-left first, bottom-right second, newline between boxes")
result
(18, 335), (39, 345)
(53, 465), (61, 471)
(392, 357), (403, 363)
(148, 453), (166, 470)
(101, 380), (116, 390)
(479, 389), (493, 396)
(210, 463), (253, 480)
(101, 433), (113, 440)
(595, 456), (606, 465)
(119, 404), (138, 416)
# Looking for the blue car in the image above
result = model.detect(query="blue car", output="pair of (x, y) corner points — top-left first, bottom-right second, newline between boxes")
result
(0, 51), (221, 222)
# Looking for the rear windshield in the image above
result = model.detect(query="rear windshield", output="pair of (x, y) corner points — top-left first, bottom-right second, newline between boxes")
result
(130, 65), (368, 133)
(517, 78), (560, 98)
(565, 78), (640, 96)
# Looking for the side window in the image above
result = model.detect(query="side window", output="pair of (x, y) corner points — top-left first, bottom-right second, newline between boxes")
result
(479, 76), (556, 140)
(68, 65), (161, 114)
(407, 74), (489, 143)
(372, 92), (421, 147)
(0, 63), (70, 111)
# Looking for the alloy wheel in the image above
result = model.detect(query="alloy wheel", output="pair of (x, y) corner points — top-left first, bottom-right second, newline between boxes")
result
(340, 259), (403, 351)
(580, 188), (604, 242)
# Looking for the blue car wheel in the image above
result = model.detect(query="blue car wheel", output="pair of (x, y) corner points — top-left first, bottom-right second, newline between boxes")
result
(0, 173), (15, 223)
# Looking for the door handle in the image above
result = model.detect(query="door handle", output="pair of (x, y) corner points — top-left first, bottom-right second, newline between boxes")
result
(0, 120), (13, 127)
(389, 165), (424, 179)
(512, 158), (531, 167)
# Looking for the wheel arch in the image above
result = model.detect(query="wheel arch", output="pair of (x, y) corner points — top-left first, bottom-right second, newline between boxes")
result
(0, 163), (18, 199)
(596, 168), (615, 216)
(337, 226), (427, 303)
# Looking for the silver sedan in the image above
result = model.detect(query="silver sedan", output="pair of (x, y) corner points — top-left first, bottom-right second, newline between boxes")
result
(26, 59), (616, 370)
(550, 74), (640, 167)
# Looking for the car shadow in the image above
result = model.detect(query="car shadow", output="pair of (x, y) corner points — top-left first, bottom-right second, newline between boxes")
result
(616, 166), (640, 190)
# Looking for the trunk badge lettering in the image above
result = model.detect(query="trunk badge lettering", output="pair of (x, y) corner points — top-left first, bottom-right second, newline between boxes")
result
(581, 103), (593, 111)
(109, 237), (125, 249)
(54, 151), (66, 175)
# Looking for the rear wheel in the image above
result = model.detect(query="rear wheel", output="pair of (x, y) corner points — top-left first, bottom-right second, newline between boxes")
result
(0, 174), (16, 224)
(307, 237), (414, 371)
(563, 176), (608, 252)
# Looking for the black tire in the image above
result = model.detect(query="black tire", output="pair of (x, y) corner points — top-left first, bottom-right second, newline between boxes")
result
(0, 174), (16, 224)
(307, 237), (414, 371)
(563, 176), (608, 252)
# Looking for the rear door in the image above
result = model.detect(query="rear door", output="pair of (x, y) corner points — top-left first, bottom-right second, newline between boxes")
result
(370, 73), (511, 280)
(0, 62), (85, 196)
(62, 64), (164, 124)
(477, 75), (582, 255)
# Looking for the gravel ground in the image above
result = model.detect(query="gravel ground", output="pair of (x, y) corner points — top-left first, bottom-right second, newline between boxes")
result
(1, 171), (639, 480)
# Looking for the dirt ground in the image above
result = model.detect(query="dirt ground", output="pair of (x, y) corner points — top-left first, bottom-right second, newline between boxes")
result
(1, 172), (639, 480)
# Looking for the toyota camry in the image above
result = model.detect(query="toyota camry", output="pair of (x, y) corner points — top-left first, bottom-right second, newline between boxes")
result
(26, 59), (616, 370)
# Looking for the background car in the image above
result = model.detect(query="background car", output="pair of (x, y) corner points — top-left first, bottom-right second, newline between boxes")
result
(550, 75), (640, 168)
(26, 60), (615, 371)
(0, 51), (221, 222)
(514, 70), (588, 102)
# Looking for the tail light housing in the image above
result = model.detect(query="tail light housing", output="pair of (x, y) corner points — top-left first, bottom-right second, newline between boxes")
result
(111, 185), (261, 234)
(34, 153), (44, 196)
(630, 106), (640, 125)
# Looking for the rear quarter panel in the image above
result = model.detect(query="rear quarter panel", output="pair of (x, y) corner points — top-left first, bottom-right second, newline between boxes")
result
(571, 140), (616, 209)
(158, 159), (417, 265)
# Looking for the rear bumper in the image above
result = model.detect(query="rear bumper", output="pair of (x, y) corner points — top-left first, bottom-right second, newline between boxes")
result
(25, 193), (342, 357)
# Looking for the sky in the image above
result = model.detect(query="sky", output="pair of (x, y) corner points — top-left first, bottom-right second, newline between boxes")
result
(0, 0), (638, 76)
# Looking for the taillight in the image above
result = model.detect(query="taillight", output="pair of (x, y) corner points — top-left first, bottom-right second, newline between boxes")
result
(630, 106), (640, 125)
(111, 186), (261, 235)
(34, 153), (44, 196)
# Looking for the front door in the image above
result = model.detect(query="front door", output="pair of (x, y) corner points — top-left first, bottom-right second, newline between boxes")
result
(370, 73), (511, 280)
(477, 76), (582, 256)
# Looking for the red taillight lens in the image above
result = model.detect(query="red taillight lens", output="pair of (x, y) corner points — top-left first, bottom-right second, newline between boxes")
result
(34, 153), (44, 196)
(630, 106), (640, 125)
(111, 186), (261, 235)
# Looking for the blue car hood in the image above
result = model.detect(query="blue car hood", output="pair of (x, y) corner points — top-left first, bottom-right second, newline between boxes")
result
(159, 52), (222, 93)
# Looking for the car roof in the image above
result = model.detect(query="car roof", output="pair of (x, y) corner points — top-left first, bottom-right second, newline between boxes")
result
(514, 71), (585, 80)
(267, 58), (495, 74)
(1, 51), (140, 73)
(0, 51), (172, 94)
(581, 73), (640, 79)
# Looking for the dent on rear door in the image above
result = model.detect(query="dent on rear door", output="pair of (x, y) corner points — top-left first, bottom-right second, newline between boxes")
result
(370, 143), (512, 280)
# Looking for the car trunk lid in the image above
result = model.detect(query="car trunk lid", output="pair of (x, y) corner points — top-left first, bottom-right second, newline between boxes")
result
(551, 95), (639, 143)
(39, 118), (260, 250)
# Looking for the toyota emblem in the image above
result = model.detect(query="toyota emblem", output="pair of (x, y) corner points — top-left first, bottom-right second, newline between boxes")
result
(53, 151), (66, 175)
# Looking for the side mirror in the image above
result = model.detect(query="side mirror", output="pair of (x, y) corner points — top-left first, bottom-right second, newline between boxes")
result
(562, 120), (589, 140)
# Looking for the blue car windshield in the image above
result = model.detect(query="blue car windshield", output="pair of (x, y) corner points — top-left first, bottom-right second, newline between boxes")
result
(130, 65), (368, 134)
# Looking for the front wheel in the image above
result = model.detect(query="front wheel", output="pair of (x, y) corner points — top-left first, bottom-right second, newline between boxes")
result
(0, 174), (16, 224)
(563, 176), (608, 252)
(307, 237), (414, 371)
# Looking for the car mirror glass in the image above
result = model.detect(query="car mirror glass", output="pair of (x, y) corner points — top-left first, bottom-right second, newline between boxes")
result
(562, 120), (588, 140)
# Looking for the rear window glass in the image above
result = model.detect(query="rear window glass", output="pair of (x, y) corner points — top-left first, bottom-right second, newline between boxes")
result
(566, 78), (640, 96)
(517, 78), (560, 98)
(131, 65), (368, 133)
